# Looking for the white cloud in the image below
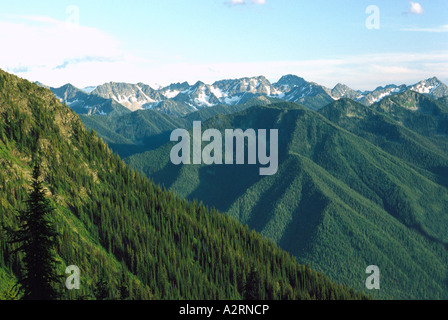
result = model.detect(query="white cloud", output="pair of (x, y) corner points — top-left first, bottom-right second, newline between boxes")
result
(409, 2), (424, 14)
(0, 15), (136, 86)
(402, 25), (448, 32)
(227, 0), (266, 6)
(228, 0), (245, 5)
(88, 51), (445, 92)
(6, 50), (448, 91)
(1, 15), (446, 91)
(142, 51), (448, 91)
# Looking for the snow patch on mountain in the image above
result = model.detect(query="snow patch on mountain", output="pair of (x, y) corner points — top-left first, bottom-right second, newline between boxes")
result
(210, 86), (225, 99)
(163, 90), (180, 99)
(410, 80), (440, 95)
(49, 76), (448, 115)
(81, 86), (97, 93)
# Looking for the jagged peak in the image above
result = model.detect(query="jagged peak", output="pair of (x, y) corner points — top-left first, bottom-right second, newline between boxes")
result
(333, 83), (347, 89)
(275, 74), (306, 87)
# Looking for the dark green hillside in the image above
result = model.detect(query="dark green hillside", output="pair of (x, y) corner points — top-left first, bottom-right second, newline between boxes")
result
(0, 69), (364, 300)
(79, 110), (188, 157)
(371, 91), (448, 152)
(126, 102), (448, 299)
(78, 96), (279, 159)
(295, 92), (334, 111)
(438, 96), (448, 108)
(319, 98), (448, 187)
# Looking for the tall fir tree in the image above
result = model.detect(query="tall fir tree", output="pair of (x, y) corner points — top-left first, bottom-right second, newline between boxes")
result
(94, 275), (109, 300)
(244, 267), (262, 300)
(9, 159), (61, 300)
(118, 271), (130, 300)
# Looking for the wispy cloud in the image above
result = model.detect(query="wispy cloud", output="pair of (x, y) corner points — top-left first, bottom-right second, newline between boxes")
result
(202, 54), (443, 89)
(402, 25), (448, 33)
(0, 15), (148, 87)
(228, 0), (244, 5)
(1, 15), (446, 91)
(227, 0), (266, 6)
(55, 56), (118, 70)
(109, 51), (447, 91)
(0, 15), (124, 72)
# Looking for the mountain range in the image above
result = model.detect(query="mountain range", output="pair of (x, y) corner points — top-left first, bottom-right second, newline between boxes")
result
(68, 82), (448, 300)
(19, 70), (448, 300)
(122, 93), (448, 300)
(42, 75), (448, 117)
(0, 68), (367, 300)
(50, 83), (131, 116)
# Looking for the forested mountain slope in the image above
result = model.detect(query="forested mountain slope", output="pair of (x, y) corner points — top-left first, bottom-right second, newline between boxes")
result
(126, 101), (448, 299)
(0, 69), (364, 300)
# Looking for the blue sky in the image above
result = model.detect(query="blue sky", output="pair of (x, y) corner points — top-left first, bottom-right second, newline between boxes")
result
(0, 0), (447, 90)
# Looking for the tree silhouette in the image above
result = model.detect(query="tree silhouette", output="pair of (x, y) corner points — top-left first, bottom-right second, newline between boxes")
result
(244, 267), (261, 300)
(9, 160), (60, 300)
(94, 275), (109, 300)
(118, 271), (130, 300)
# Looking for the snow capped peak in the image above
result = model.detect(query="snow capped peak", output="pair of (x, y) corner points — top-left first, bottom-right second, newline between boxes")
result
(48, 75), (448, 113)
(409, 77), (442, 95)
(193, 86), (214, 107)
(89, 82), (162, 111)
(356, 85), (407, 105)
(210, 76), (275, 97)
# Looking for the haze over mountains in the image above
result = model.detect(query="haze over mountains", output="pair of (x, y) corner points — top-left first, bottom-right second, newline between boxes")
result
(43, 75), (448, 117)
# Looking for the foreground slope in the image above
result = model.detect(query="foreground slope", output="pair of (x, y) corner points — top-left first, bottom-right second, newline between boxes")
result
(0, 69), (364, 300)
(127, 102), (448, 299)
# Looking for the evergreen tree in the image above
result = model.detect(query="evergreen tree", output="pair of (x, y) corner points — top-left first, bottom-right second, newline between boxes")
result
(94, 275), (109, 300)
(118, 271), (130, 300)
(8, 160), (60, 300)
(244, 267), (261, 300)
